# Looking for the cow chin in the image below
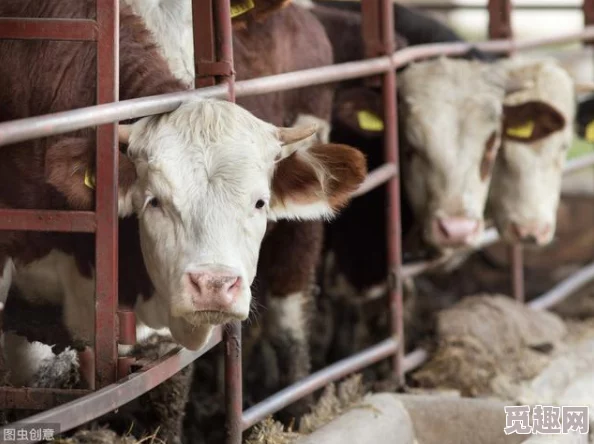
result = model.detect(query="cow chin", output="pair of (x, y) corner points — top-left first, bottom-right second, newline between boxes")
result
(168, 316), (215, 351)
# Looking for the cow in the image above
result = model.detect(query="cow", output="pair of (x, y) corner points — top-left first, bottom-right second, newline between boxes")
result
(120, 0), (344, 410)
(487, 56), (577, 246)
(0, 0), (365, 388)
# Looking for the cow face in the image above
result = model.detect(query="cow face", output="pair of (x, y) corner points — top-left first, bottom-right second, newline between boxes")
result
(487, 59), (575, 246)
(398, 57), (509, 250)
(118, 99), (365, 349)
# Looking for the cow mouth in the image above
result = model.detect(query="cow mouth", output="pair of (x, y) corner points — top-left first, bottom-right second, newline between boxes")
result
(183, 310), (245, 326)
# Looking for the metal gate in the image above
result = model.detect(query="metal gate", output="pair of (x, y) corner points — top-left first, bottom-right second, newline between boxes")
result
(0, 1), (594, 443)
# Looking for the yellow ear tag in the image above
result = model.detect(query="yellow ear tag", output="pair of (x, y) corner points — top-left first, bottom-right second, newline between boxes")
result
(357, 110), (384, 132)
(84, 168), (96, 190)
(585, 120), (594, 143)
(506, 120), (535, 139)
(230, 0), (255, 18)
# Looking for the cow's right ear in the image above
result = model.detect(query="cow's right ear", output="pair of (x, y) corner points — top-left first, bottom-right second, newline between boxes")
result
(45, 137), (138, 217)
(333, 87), (385, 140)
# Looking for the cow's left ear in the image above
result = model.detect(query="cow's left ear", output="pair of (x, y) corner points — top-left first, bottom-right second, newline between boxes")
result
(269, 143), (367, 221)
(502, 100), (566, 143)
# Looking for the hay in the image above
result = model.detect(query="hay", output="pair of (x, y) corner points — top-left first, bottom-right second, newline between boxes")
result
(245, 374), (367, 444)
(412, 294), (567, 397)
(53, 429), (139, 444)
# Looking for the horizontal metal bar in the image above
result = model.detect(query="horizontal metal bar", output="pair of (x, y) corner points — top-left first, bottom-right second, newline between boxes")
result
(529, 262), (594, 311)
(0, 209), (96, 232)
(401, 227), (500, 278)
(0, 328), (222, 443)
(417, 2), (586, 10)
(402, 347), (429, 373)
(2, 27), (594, 146)
(351, 163), (398, 198)
(241, 337), (398, 430)
(563, 153), (594, 174)
(0, 18), (98, 41)
(0, 388), (90, 410)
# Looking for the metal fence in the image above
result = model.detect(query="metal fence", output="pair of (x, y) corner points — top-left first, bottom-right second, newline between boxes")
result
(1, 1), (594, 443)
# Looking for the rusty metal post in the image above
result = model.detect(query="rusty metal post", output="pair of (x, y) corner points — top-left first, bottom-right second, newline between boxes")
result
(379, 0), (404, 384)
(488, 0), (512, 41)
(208, 1), (242, 443)
(487, 0), (523, 303)
(94, 0), (120, 388)
(193, 0), (216, 87)
(584, 0), (594, 44)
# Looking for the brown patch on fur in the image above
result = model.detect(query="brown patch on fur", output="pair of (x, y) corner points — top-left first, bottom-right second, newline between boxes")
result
(479, 131), (498, 181)
(333, 87), (384, 140)
(503, 101), (566, 143)
(271, 144), (367, 211)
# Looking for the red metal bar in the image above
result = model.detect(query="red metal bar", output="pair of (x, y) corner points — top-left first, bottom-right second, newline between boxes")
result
(241, 337), (399, 430)
(584, 0), (594, 44)
(94, 0), (119, 389)
(488, 0), (513, 40)
(78, 347), (96, 391)
(351, 163), (398, 198)
(375, 0), (404, 383)
(0, 387), (89, 410)
(0, 209), (95, 232)
(193, 0), (216, 87)
(5, 28), (594, 147)
(0, 331), (222, 443)
(0, 18), (98, 41)
(210, 1), (242, 442)
(117, 309), (137, 345)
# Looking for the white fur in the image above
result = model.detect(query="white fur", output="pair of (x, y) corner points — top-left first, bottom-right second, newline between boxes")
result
(268, 292), (307, 342)
(1, 333), (56, 387)
(0, 258), (14, 309)
(291, 0), (315, 8)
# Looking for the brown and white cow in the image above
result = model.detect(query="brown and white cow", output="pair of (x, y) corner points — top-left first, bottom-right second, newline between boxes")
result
(0, 0), (365, 377)
(121, 0), (343, 401)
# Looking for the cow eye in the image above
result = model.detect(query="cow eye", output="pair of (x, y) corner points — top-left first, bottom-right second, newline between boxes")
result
(148, 197), (160, 208)
(255, 199), (266, 210)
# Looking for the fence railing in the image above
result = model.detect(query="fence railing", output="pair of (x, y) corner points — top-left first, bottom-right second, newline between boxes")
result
(1, 1), (594, 444)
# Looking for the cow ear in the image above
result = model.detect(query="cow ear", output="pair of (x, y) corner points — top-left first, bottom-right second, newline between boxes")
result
(502, 100), (566, 143)
(269, 143), (367, 221)
(45, 137), (138, 217)
(333, 87), (385, 140)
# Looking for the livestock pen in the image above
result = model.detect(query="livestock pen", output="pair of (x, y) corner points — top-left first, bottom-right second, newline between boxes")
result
(0, 0), (594, 442)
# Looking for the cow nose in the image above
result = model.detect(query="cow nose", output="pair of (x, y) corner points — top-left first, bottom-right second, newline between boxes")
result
(510, 222), (552, 246)
(431, 216), (480, 247)
(188, 270), (242, 311)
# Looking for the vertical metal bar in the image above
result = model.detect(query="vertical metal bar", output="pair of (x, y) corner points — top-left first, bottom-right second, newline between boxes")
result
(487, 0), (523, 303)
(211, 0), (242, 442)
(378, 0), (404, 384)
(95, 0), (120, 388)
(488, 0), (512, 41)
(193, 0), (216, 87)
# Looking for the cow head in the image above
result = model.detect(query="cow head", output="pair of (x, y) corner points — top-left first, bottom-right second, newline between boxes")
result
(46, 98), (366, 350)
(398, 57), (514, 250)
(487, 59), (576, 247)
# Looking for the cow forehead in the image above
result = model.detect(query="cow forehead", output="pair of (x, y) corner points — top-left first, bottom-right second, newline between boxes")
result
(130, 99), (281, 163)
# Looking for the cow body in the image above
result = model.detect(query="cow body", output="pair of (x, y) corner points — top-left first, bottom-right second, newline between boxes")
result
(0, 0), (365, 391)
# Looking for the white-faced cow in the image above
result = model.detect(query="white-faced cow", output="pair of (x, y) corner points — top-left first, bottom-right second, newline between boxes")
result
(121, 0), (344, 408)
(0, 0), (365, 389)
(488, 56), (576, 246)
